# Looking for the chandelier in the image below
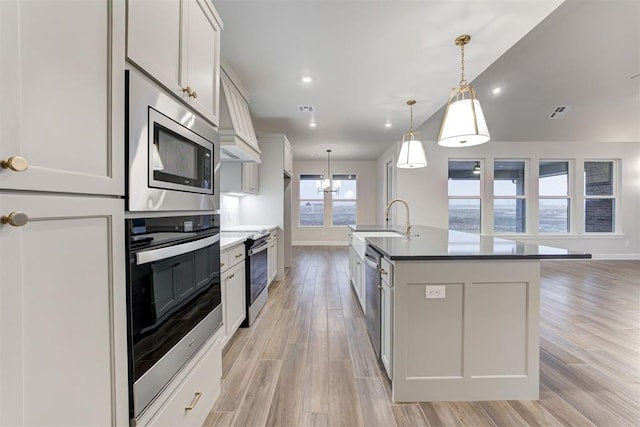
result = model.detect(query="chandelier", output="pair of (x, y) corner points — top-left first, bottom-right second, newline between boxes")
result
(316, 149), (341, 194)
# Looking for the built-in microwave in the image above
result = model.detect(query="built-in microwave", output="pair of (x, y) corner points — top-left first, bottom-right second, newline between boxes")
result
(126, 68), (220, 212)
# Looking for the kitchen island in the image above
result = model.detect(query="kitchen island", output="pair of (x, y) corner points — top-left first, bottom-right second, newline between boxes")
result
(348, 225), (591, 403)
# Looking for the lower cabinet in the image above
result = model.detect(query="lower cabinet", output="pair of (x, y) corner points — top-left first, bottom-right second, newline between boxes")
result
(220, 242), (246, 346)
(0, 194), (128, 425)
(143, 331), (223, 426)
(350, 249), (366, 314)
(380, 257), (394, 379)
(267, 230), (277, 285)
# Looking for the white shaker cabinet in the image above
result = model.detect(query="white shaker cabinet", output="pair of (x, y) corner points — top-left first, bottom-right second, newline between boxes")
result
(283, 137), (294, 177)
(127, 0), (222, 126)
(0, 0), (125, 196)
(0, 194), (128, 426)
(380, 258), (393, 380)
(220, 243), (246, 346)
(220, 162), (260, 195)
(267, 230), (278, 285)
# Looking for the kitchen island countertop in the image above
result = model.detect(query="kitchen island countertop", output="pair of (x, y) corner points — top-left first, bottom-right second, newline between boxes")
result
(349, 224), (591, 261)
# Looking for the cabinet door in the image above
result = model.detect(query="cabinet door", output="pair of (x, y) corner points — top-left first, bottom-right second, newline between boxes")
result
(185, 0), (221, 126)
(268, 237), (278, 284)
(381, 283), (393, 380)
(0, 194), (127, 426)
(0, 0), (124, 196)
(126, 0), (183, 97)
(241, 163), (259, 194)
(223, 261), (246, 340)
(284, 139), (293, 177)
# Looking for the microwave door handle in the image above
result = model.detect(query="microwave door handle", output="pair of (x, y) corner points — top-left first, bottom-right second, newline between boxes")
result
(136, 234), (220, 265)
(249, 243), (269, 256)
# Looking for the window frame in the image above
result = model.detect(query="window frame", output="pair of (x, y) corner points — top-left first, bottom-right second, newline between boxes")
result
(583, 159), (618, 234)
(298, 173), (325, 227)
(331, 173), (358, 227)
(447, 159), (483, 234)
(537, 159), (572, 234)
(492, 159), (528, 235)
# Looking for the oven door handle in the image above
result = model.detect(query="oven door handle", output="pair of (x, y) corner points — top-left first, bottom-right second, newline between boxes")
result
(136, 234), (220, 265)
(248, 243), (269, 256)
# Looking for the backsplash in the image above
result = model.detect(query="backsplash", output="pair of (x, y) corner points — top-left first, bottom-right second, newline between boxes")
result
(221, 194), (241, 228)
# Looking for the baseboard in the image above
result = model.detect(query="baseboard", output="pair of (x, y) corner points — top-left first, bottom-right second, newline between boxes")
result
(591, 253), (640, 260)
(293, 241), (349, 246)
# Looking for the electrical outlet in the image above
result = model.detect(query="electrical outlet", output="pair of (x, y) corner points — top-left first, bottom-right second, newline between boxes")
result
(425, 285), (446, 299)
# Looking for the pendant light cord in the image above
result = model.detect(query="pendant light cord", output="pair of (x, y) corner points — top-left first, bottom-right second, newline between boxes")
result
(459, 42), (467, 88)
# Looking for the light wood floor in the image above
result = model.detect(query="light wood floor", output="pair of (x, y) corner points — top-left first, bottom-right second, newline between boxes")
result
(205, 247), (640, 426)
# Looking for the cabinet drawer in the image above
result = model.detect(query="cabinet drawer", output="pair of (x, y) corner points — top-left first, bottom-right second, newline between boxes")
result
(149, 336), (222, 426)
(381, 258), (393, 287)
(220, 250), (229, 272)
(228, 244), (245, 266)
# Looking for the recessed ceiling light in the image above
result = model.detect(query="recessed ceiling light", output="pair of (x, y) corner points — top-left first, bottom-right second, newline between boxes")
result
(492, 87), (502, 95)
(384, 122), (392, 128)
(301, 76), (313, 84)
(309, 122), (317, 128)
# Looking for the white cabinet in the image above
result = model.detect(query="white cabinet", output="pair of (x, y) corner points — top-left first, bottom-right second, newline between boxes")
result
(220, 162), (259, 195)
(380, 258), (393, 380)
(267, 230), (278, 285)
(0, 0), (125, 196)
(220, 243), (246, 346)
(127, 0), (222, 126)
(141, 331), (223, 426)
(284, 138), (294, 177)
(0, 194), (127, 426)
(0, 1), (127, 425)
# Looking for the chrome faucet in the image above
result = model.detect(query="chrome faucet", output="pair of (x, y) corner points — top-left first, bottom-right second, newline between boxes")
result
(384, 198), (412, 235)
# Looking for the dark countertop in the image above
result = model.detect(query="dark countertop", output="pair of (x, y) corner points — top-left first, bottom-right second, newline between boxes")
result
(349, 225), (592, 261)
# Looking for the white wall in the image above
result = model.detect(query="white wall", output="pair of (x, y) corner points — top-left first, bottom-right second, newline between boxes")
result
(292, 160), (377, 245)
(377, 140), (640, 259)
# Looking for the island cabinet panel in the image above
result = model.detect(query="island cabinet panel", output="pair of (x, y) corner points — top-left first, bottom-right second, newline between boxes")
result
(392, 260), (540, 402)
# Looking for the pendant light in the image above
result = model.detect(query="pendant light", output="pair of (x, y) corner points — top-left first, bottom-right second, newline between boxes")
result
(472, 161), (481, 174)
(397, 100), (428, 169)
(316, 149), (341, 194)
(438, 34), (490, 147)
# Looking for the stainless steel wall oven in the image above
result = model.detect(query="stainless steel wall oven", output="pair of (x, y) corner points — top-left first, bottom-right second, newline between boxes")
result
(125, 214), (222, 419)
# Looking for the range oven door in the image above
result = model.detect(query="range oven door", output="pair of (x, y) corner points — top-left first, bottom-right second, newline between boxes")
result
(127, 229), (221, 418)
(247, 240), (268, 305)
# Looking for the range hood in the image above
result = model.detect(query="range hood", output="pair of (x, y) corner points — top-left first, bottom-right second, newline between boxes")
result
(219, 60), (261, 163)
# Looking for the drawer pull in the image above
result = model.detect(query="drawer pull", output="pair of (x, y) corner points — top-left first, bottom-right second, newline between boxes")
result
(379, 268), (388, 275)
(235, 254), (243, 258)
(1, 211), (29, 227)
(1, 155), (29, 172)
(228, 273), (235, 280)
(220, 262), (225, 268)
(185, 392), (202, 411)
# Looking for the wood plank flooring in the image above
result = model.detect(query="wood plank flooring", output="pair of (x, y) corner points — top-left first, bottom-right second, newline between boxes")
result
(205, 248), (640, 426)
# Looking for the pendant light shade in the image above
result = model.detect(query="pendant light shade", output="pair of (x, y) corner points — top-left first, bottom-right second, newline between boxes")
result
(438, 35), (490, 148)
(397, 100), (428, 169)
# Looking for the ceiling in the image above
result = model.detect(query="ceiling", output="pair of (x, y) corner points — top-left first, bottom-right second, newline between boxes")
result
(214, 0), (640, 161)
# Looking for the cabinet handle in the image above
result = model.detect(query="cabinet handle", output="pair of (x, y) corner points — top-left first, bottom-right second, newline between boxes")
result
(184, 392), (202, 411)
(269, 244), (275, 248)
(379, 268), (388, 275)
(378, 285), (383, 290)
(182, 86), (197, 98)
(1, 211), (29, 227)
(235, 254), (242, 258)
(1, 156), (28, 172)
(220, 262), (225, 268)
(228, 273), (235, 280)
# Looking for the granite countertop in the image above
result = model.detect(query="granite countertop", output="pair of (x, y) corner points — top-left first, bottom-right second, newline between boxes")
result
(349, 224), (592, 261)
(222, 224), (278, 233)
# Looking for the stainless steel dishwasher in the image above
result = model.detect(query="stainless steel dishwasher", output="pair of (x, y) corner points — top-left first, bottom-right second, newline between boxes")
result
(365, 244), (382, 358)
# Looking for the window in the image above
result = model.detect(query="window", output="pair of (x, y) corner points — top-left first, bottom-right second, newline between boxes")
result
(584, 161), (616, 232)
(448, 160), (481, 233)
(494, 160), (526, 233)
(539, 160), (570, 233)
(332, 174), (357, 226)
(299, 174), (324, 226)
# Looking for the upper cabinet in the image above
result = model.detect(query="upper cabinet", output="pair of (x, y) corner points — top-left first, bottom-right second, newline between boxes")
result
(219, 60), (261, 162)
(127, 0), (222, 126)
(284, 137), (293, 177)
(0, 0), (125, 196)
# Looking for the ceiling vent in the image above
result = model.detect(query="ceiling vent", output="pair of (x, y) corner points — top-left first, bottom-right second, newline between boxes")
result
(297, 105), (314, 113)
(548, 105), (572, 119)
